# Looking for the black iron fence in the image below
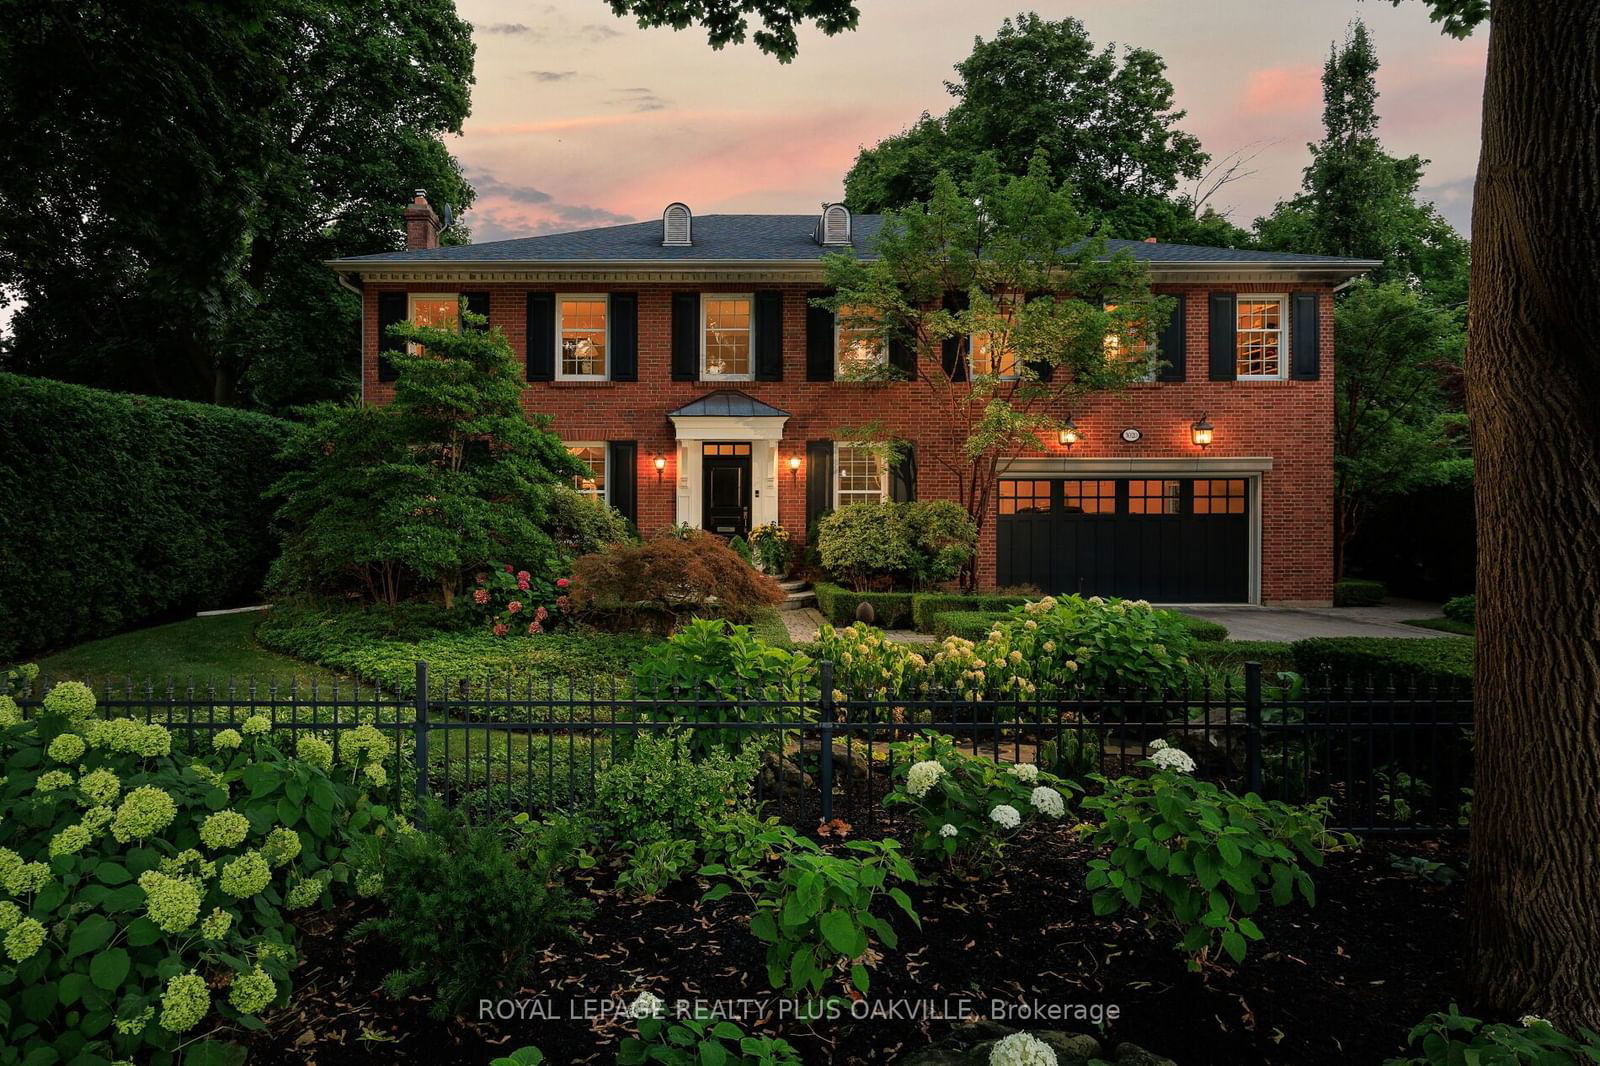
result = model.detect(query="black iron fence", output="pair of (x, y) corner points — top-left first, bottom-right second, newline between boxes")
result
(21, 662), (1473, 836)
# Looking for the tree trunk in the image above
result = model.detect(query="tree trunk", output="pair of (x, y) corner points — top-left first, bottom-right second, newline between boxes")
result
(1465, 0), (1600, 1029)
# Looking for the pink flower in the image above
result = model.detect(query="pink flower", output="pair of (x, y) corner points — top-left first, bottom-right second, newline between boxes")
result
(516, 570), (530, 582)
(504, 564), (514, 573)
(472, 588), (490, 605)
(556, 578), (569, 589)
(527, 621), (543, 635)
(517, 578), (530, 591)
(475, 573), (488, 586)
(555, 596), (570, 611)
(534, 605), (548, 621)
(492, 623), (508, 637)
(507, 601), (522, 614)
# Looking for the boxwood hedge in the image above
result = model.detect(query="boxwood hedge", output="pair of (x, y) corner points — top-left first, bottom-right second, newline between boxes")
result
(811, 582), (915, 629)
(1289, 636), (1473, 689)
(0, 374), (289, 659)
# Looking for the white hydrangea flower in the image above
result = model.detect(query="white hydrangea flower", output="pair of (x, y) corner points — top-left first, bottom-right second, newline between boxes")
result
(1519, 1015), (1549, 1029)
(1149, 739), (1168, 751)
(990, 1031), (1058, 1066)
(629, 991), (664, 1019)
(989, 804), (1021, 830)
(939, 824), (958, 838)
(1007, 762), (1039, 783)
(1030, 786), (1065, 819)
(906, 760), (945, 798)
(1150, 745), (1197, 774)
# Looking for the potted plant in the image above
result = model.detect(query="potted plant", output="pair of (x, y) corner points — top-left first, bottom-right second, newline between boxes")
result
(749, 522), (791, 577)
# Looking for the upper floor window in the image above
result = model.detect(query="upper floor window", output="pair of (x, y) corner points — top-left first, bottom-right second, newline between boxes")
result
(836, 306), (886, 376)
(558, 296), (607, 379)
(567, 442), (607, 499)
(702, 295), (752, 379)
(1236, 295), (1287, 380)
(835, 445), (886, 508)
(971, 294), (1019, 378)
(408, 294), (459, 356)
(1103, 303), (1155, 382)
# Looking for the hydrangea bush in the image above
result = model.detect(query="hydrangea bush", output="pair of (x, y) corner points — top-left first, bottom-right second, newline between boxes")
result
(883, 733), (1077, 874)
(1080, 743), (1350, 969)
(0, 681), (401, 1062)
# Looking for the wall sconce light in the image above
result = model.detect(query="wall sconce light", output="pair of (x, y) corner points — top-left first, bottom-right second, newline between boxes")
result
(653, 454), (667, 481)
(1057, 417), (1080, 449)
(1191, 414), (1214, 450)
(787, 455), (801, 480)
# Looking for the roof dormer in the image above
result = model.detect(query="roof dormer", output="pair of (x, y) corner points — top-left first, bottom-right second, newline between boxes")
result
(662, 203), (692, 246)
(816, 203), (851, 246)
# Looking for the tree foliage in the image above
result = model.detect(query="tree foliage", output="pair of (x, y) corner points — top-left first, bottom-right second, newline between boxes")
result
(606, 0), (860, 62)
(842, 14), (1241, 244)
(0, 0), (475, 409)
(268, 304), (582, 608)
(823, 156), (1159, 585)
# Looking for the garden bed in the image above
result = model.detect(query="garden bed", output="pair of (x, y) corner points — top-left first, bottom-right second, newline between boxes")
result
(249, 829), (1464, 1066)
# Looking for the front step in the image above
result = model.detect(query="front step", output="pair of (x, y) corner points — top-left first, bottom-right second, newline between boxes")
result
(777, 577), (815, 611)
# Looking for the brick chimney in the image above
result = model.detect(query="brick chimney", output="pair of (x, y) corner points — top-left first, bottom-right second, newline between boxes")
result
(403, 189), (441, 250)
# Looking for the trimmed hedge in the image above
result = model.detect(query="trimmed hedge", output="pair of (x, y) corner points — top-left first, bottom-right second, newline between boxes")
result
(0, 374), (290, 659)
(1442, 594), (1475, 626)
(910, 592), (1031, 632)
(1176, 615), (1229, 642)
(812, 582), (915, 628)
(1191, 640), (1295, 672)
(927, 609), (1010, 642)
(1333, 578), (1387, 606)
(1290, 636), (1473, 689)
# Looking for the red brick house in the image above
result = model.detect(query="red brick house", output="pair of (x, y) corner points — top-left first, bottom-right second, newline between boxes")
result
(329, 193), (1376, 606)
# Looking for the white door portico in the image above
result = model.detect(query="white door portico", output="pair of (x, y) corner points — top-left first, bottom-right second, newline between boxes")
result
(667, 391), (790, 533)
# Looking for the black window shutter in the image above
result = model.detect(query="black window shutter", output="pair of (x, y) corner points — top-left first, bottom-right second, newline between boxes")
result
(889, 335), (916, 378)
(464, 291), (490, 331)
(806, 291), (834, 381)
(607, 440), (638, 524)
(1208, 291), (1237, 382)
(806, 439), (834, 526)
(889, 442), (917, 502)
(1022, 292), (1053, 382)
(609, 293), (638, 381)
(1290, 291), (1321, 380)
(671, 292), (699, 381)
(376, 292), (407, 382)
(526, 292), (555, 381)
(941, 290), (969, 382)
(1156, 293), (1187, 382)
(754, 290), (784, 381)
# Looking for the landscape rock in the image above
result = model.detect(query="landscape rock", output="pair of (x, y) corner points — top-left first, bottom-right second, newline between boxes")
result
(890, 1023), (1176, 1066)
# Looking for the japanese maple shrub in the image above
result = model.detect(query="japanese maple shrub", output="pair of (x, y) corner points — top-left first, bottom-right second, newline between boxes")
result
(567, 529), (786, 633)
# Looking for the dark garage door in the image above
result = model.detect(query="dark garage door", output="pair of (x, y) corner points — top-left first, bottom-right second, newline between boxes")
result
(997, 478), (1250, 602)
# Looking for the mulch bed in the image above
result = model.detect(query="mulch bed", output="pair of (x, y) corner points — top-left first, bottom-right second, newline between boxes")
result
(248, 828), (1464, 1066)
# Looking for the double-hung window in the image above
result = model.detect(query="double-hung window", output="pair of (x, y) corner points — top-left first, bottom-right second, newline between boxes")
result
(407, 294), (460, 357)
(1236, 295), (1287, 380)
(558, 296), (608, 379)
(1103, 303), (1155, 382)
(835, 305), (886, 377)
(971, 293), (1020, 378)
(702, 295), (753, 379)
(834, 445), (886, 508)
(567, 442), (607, 500)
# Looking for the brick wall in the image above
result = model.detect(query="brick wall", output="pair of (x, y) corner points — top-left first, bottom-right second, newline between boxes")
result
(361, 281), (1335, 604)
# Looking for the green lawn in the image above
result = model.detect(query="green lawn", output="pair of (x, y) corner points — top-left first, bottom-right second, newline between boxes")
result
(36, 612), (343, 687)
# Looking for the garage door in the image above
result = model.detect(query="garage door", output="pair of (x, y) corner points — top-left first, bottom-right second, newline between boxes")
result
(997, 478), (1250, 603)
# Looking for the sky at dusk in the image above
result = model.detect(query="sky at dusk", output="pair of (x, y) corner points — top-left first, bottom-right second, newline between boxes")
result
(452, 0), (1486, 245)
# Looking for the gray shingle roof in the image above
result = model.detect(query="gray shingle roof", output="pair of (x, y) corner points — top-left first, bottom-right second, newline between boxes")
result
(668, 390), (790, 418)
(329, 214), (1379, 270)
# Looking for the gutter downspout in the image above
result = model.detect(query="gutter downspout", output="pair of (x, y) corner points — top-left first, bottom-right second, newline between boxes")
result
(337, 272), (365, 405)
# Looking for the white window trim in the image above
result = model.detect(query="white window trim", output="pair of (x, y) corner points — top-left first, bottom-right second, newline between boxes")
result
(1236, 294), (1289, 381)
(406, 292), (459, 354)
(555, 294), (609, 381)
(700, 293), (755, 381)
(833, 443), (888, 509)
(566, 440), (608, 502)
(834, 310), (887, 378)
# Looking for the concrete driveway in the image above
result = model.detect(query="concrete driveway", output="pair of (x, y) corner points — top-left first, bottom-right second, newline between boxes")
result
(1177, 599), (1447, 641)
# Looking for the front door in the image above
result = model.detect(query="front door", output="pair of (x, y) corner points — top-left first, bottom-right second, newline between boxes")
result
(701, 443), (752, 538)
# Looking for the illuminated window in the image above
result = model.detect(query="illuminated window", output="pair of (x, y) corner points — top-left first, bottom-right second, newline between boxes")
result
(1192, 479), (1247, 515)
(1062, 480), (1116, 515)
(999, 480), (1052, 515)
(1104, 303), (1155, 382)
(702, 295), (752, 379)
(701, 442), (751, 456)
(835, 445), (886, 508)
(1127, 480), (1180, 515)
(972, 294), (1020, 378)
(1236, 296), (1287, 380)
(407, 294), (460, 357)
(567, 443), (606, 499)
(558, 296), (607, 379)
(835, 306), (886, 376)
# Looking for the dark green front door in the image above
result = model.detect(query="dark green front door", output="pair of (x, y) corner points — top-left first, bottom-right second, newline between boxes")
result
(702, 455), (751, 538)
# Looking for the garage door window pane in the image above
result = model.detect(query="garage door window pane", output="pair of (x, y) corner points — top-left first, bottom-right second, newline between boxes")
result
(999, 480), (1052, 515)
(1062, 480), (1115, 515)
(1128, 479), (1180, 515)
(1193, 479), (1246, 515)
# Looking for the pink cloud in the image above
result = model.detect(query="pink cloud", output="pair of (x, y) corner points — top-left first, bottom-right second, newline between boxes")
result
(1240, 64), (1322, 116)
